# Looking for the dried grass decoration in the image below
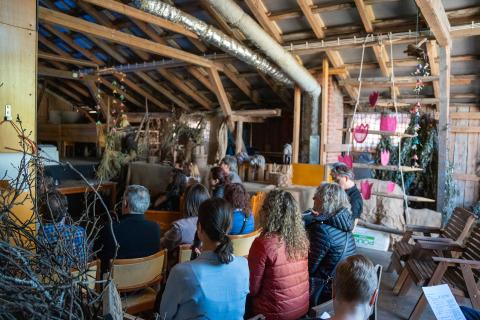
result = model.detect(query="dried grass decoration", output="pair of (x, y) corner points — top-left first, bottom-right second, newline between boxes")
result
(97, 130), (136, 181)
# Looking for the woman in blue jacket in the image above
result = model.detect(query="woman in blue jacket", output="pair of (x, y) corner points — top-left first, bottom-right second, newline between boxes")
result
(159, 198), (249, 319)
(224, 183), (254, 235)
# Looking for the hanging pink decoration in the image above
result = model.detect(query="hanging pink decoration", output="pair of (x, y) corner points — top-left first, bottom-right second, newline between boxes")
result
(369, 91), (379, 107)
(380, 115), (397, 132)
(353, 124), (369, 143)
(380, 150), (390, 166)
(338, 154), (353, 168)
(387, 182), (396, 193)
(361, 180), (374, 200)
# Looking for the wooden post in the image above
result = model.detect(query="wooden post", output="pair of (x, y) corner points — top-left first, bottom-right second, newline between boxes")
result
(235, 120), (243, 154)
(436, 45), (451, 215)
(320, 58), (329, 165)
(292, 86), (301, 163)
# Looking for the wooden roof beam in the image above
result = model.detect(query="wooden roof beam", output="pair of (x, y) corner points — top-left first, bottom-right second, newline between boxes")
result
(98, 78), (143, 109)
(117, 75), (169, 111)
(244, 0), (283, 43)
(426, 40), (441, 99)
(206, 68), (234, 130)
(415, 0), (451, 47)
(158, 69), (213, 110)
(38, 7), (213, 68)
(38, 51), (99, 68)
(297, 0), (326, 39)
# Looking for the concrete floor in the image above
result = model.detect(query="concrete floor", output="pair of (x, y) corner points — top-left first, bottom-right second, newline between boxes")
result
(358, 247), (463, 320)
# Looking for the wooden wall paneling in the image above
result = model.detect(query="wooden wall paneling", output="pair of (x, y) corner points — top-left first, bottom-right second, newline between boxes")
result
(0, 0), (36, 30)
(464, 105), (480, 207)
(453, 106), (468, 207)
(0, 22), (37, 152)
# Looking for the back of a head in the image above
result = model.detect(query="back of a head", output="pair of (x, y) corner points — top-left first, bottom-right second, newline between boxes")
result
(334, 255), (377, 305)
(125, 185), (150, 214)
(171, 168), (187, 193)
(221, 155), (238, 173)
(210, 166), (229, 186)
(41, 190), (68, 223)
(197, 198), (234, 264)
(315, 182), (351, 216)
(224, 183), (251, 216)
(183, 183), (210, 218)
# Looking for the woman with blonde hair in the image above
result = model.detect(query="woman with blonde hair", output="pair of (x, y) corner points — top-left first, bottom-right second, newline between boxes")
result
(306, 182), (357, 307)
(248, 190), (310, 320)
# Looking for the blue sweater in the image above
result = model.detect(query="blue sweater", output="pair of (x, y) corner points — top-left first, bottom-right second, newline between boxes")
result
(159, 251), (249, 319)
(229, 209), (255, 235)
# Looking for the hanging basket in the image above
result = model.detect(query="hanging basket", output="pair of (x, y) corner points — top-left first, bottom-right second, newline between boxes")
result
(353, 124), (369, 143)
(338, 154), (353, 168)
(380, 115), (397, 132)
(380, 149), (390, 166)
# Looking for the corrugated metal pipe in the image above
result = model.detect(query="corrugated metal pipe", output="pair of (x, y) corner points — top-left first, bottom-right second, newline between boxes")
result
(133, 0), (293, 87)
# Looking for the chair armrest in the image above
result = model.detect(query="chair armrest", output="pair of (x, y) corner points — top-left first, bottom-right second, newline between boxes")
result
(432, 257), (480, 268)
(416, 240), (463, 252)
(405, 224), (442, 233)
(357, 221), (404, 235)
(412, 236), (454, 243)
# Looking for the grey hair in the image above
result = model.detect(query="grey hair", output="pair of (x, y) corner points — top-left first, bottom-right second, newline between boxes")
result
(331, 162), (354, 180)
(221, 155), (238, 173)
(125, 185), (150, 214)
(314, 182), (351, 216)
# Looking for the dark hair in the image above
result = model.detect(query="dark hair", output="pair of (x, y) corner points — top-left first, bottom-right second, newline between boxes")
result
(334, 255), (378, 304)
(40, 191), (68, 223)
(169, 168), (187, 196)
(224, 183), (251, 217)
(182, 183), (210, 218)
(210, 166), (229, 186)
(197, 198), (234, 264)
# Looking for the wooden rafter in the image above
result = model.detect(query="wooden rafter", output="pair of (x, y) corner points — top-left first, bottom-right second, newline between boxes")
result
(38, 7), (213, 68)
(206, 68), (234, 130)
(98, 77), (143, 109)
(426, 40), (441, 99)
(244, 0), (283, 43)
(38, 51), (98, 68)
(116, 75), (169, 111)
(297, 0), (325, 39)
(415, 0), (452, 47)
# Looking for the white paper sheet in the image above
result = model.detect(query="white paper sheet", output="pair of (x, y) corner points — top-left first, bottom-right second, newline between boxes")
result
(422, 284), (466, 320)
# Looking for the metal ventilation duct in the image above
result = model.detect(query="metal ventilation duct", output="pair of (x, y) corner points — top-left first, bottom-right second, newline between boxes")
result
(133, 0), (293, 87)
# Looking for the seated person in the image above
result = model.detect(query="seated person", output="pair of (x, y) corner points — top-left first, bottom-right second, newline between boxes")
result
(99, 185), (161, 273)
(306, 183), (357, 306)
(248, 190), (309, 320)
(330, 162), (363, 221)
(160, 183), (210, 261)
(224, 183), (254, 235)
(159, 198), (249, 319)
(153, 169), (186, 211)
(220, 155), (242, 184)
(331, 255), (378, 320)
(184, 161), (201, 185)
(209, 166), (229, 198)
(37, 190), (88, 268)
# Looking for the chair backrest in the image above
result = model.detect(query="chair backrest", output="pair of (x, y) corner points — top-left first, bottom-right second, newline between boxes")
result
(229, 228), (262, 257)
(442, 208), (476, 244)
(178, 244), (192, 264)
(111, 249), (167, 293)
(71, 259), (100, 292)
(145, 210), (182, 231)
(251, 192), (267, 229)
(460, 223), (480, 263)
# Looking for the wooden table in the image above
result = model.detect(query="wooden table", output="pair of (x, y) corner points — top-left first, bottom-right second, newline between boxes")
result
(56, 180), (117, 210)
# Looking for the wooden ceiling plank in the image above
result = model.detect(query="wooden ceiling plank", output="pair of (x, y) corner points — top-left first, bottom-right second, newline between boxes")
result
(39, 7), (212, 68)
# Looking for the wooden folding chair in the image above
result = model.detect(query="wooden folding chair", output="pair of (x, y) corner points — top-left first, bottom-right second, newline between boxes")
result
(229, 228), (262, 257)
(310, 264), (383, 320)
(401, 223), (480, 320)
(144, 210), (182, 232)
(387, 208), (475, 275)
(110, 249), (167, 315)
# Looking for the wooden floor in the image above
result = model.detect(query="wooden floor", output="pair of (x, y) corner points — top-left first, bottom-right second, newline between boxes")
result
(359, 247), (471, 320)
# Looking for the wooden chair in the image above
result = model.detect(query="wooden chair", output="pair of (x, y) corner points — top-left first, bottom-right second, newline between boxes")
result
(110, 249), (167, 315)
(178, 244), (192, 264)
(71, 259), (100, 292)
(402, 222), (480, 319)
(144, 210), (182, 232)
(251, 191), (267, 230)
(387, 208), (475, 275)
(310, 264), (383, 320)
(229, 228), (262, 257)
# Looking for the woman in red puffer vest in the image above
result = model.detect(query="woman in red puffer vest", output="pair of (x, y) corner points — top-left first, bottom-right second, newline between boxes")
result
(248, 190), (310, 320)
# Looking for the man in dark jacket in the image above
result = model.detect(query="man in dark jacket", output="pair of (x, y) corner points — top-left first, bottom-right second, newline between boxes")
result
(99, 184), (161, 274)
(305, 183), (357, 307)
(330, 163), (363, 221)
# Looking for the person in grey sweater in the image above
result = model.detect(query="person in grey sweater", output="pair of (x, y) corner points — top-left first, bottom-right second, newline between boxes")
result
(220, 155), (242, 184)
